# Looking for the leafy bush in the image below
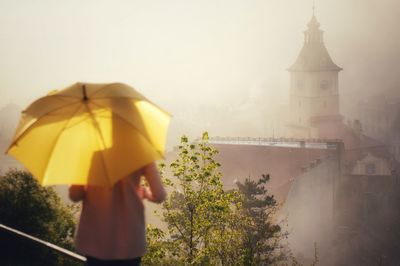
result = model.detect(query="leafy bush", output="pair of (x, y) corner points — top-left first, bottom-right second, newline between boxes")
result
(0, 170), (79, 265)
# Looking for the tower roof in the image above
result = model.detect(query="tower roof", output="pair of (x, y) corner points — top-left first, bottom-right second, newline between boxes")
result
(288, 14), (342, 72)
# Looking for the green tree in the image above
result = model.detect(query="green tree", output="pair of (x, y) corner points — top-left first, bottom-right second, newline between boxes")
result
(0, 170), (79, 265)
(143, 133), (299, 265)
(142, 224), (180, 266)
(146, 133), (244, 265)
(236, 174), (288, 265)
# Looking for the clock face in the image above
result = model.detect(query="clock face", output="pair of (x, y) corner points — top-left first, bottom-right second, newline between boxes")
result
(297, 80), (304, 89)
(320, 80), (329, 89)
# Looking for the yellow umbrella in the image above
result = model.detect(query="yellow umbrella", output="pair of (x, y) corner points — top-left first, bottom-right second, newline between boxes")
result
(6, 82), (171, 187)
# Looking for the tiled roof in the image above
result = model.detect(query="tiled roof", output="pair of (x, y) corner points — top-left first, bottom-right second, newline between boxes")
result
(213, 144), (336, 204)
(165, 143), (336, 204)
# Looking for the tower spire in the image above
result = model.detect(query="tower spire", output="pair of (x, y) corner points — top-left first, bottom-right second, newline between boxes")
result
(288, 9), (342, 72)
(312, 1), (315, 15)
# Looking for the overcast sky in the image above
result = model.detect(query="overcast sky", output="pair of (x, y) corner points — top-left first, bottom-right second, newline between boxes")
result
(1, 0), (399, 144)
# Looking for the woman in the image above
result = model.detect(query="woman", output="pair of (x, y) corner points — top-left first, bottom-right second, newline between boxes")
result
(69, 162), (166, 266)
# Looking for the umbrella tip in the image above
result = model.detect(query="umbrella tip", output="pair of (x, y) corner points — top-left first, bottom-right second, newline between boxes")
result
(82, 85), (88, 101)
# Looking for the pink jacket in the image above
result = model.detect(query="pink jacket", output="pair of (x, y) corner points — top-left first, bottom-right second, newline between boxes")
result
(69, 163), (166, 260)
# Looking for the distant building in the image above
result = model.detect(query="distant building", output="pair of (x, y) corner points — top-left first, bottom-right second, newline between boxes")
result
(350, 91), (400, 160)
(283, 12), (400, 264)
(184, 11), (400, 265)
(287, 13), (342, 139)
(350, 153), (392, 176)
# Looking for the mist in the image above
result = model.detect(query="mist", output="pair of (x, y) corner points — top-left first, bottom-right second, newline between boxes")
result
(0, 0), (400, 148)
(1, 1), (400, 264)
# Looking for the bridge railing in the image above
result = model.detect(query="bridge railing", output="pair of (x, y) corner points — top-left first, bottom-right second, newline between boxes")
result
(0, 223), (86, 265)
(191, 136), (342, 150)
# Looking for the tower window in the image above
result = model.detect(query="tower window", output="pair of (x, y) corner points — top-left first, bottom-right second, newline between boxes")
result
(323, 101), (327, 108)
(298, 101), (302, 108)
(301, 57), (307, 66)
(297, 80), (304, 89)
(365, 163), (376, 175)
(320, 80), (329, 90)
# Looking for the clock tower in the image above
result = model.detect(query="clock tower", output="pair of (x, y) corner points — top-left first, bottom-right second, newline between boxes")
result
(287, 13), (342, 138)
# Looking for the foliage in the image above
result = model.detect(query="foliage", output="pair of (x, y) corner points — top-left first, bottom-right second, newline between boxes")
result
(164, 132), (245, 264)
(143, 133), (245, 265)
(144, 133), (292, 265)
(286, 243), (319, 266)
(0, 170), (79, 265)
(236, 174), (288, 265)
(142, 224), (179, 266)
(311, 243), (319, 266)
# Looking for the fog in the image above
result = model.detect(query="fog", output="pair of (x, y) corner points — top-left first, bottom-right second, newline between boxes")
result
(1, 0), (400, 146)
(1, 2), (400, 264)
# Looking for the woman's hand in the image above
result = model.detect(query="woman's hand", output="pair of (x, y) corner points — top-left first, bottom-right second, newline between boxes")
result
(137, 186), (148, 199)
(142, 163), (167, 203)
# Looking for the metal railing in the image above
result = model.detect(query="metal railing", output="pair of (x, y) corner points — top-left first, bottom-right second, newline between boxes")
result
(195, 136), (342, 150)
(0, 223), (86, 264)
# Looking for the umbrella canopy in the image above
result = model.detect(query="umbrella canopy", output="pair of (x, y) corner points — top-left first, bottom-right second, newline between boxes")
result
(6, 82), (171, 187)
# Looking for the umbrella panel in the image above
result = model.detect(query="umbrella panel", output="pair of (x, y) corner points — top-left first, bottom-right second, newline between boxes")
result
(8, 103), (162, 186)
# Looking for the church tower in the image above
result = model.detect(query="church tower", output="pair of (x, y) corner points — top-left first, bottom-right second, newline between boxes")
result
(288, 12), (342, 138)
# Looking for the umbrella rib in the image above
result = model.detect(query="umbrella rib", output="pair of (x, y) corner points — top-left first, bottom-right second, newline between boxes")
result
(7, 100), (81, 153)
(41, 103), (85, 185)
(84, 103), (113, 187)
(25, 95), (80, 111)
(42, 103), (112, 186)
(89, 100), (164, 157)
(93, 96), (171, 117)
(87, 83), (118, 98)
(51, 95), (81, 99)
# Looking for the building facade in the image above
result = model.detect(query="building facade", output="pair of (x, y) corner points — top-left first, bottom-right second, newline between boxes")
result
(287, 14), (343, 139)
